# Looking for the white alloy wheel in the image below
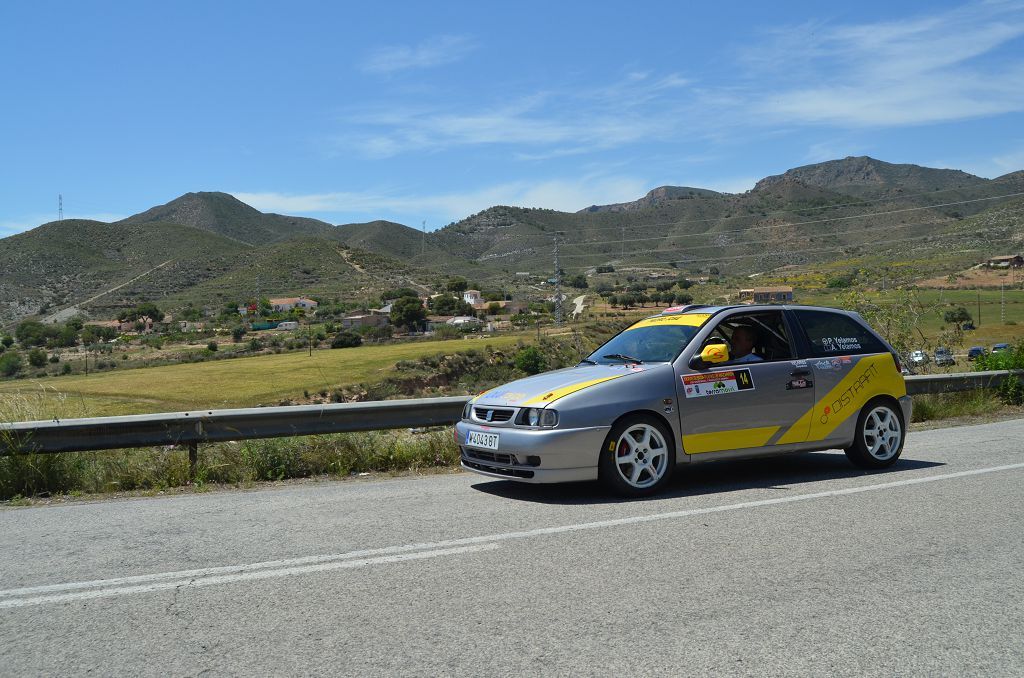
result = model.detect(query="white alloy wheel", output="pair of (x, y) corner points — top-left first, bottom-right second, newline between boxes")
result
(862, 406), (903, 461)
(613, 423), (669, 489)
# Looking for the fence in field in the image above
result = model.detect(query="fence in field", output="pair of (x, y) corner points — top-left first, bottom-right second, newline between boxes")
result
(1, 371), (1021, 477)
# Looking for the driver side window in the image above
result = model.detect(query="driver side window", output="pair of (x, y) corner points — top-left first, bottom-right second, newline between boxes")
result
(704, 311), (794, 364)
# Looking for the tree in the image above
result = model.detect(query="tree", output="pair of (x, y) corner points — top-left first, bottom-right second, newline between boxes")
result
(567, 274), (588, 289)
(595, 265), (615, 273)
(429, 295), (474, 316)
(674, 292), (694, 305)
(380, 288), (419, 303)
(390, 296), (427, 332)
(28, 348), (47, 368)
(0, 353), (23, 377)
(445, 277), (469, 293)
(15, 320), (49, 347)
(676, 278), (693, 290)
(943, 307), (972, 325)
(232, 327), (247, 343)
(1, 335), (13, 349)
(119, 302), (165, 323)
(331, 331), (362, 348)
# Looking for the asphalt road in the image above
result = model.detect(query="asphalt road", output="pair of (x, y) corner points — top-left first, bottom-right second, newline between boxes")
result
(2, 420), (1023, 676)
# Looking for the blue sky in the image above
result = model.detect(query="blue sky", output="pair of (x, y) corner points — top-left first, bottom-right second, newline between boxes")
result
(2, 0), (1023, 237)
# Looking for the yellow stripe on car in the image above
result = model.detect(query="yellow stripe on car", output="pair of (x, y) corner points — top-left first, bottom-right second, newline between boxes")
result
(776, 353), (906, 444)
(520, 375), (625, 406)
(682, 426), (780, 454)
(626, 313), (711, 331)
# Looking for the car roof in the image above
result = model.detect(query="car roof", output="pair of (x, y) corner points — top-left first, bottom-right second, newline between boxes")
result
(653, 303), (858, 318)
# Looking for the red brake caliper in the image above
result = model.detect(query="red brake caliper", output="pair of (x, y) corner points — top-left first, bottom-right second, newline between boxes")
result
(617, 439), (630, 457)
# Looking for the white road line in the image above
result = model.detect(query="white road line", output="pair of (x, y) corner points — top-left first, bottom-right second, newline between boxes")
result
(0, 543), (500, 609)
(3, 461), (1022, 606)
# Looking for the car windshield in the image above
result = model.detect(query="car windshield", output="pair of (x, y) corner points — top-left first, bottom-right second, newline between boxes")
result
(587, 314), (710, 364)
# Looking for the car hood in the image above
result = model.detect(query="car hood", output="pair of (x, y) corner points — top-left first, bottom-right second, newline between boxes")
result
(472, 363), (669, 408)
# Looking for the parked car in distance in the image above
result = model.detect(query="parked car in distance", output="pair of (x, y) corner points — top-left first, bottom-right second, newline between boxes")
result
(908, 349), (929, 366)
(967, 346), (987, 360)
(992, 343), (1010, 353)
(933, 347), (955, 367)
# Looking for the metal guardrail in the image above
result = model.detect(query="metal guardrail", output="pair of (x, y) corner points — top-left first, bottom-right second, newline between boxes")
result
(0, 397), (471, 476)
(903, 369), (1024, 395)
(1, 371), (1021, 477)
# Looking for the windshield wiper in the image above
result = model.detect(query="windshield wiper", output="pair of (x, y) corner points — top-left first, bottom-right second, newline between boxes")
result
(578, 358), (597, 365)
(602, 353), (644, 364)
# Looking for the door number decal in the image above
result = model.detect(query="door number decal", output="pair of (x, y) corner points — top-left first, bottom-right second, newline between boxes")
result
(682, 369), (755, 398)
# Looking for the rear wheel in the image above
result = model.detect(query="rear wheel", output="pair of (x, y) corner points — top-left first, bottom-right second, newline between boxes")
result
(844, 399), (905, 469)
(599, 415), (675, 496)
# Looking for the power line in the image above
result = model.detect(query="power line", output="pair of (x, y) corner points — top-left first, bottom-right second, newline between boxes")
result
(556, 186), (1024, 236)
(529, 208), (1024, 261)
(568, 231), (1024, 270)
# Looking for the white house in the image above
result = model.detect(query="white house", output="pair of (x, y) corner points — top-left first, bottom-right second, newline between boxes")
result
(269, 296), (319, 313)
(462, 289), (483, 305)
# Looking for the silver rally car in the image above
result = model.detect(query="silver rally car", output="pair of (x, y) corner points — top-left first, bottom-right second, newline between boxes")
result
(456, 304), (911, 496)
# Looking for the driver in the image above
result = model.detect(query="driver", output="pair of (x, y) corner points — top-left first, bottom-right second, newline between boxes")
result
(730, 325), (763, 363)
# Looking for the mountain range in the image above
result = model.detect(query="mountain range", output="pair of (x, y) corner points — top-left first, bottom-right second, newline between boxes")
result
(2, 156), (1023, 326)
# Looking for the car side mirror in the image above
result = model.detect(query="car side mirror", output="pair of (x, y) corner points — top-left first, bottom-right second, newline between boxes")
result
(689, 342), (730, 369)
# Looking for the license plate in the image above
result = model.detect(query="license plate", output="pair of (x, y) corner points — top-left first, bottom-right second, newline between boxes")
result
(466, 431), (499, 450)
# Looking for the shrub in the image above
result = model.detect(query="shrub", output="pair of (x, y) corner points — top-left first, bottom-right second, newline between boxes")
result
(207, 341), (218, 352)
(0, 353), (23, 377)
(514, 346), (547, 375)
(331, 331), (362, 349)
(27, 348), (47, 368)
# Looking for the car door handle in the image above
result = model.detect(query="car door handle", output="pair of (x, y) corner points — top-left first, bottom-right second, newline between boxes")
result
(790, 369), (810, 377)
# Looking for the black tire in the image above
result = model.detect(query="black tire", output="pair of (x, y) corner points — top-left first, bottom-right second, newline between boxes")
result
(844, 398), (905, 469)
(599, 414), (675, 497)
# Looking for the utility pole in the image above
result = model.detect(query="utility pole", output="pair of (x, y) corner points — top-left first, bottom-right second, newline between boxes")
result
(554, 232), (563, 326)
(978, 291), (982, 327)
(1001, 282), (1006, 324)
(58, 194), (63, 222)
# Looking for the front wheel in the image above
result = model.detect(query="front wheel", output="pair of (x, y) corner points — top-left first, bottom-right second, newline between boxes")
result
(844, 399), (905, 469)
(599, 415), (675, 497)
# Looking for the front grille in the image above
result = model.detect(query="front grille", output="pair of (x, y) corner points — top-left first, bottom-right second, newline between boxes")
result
(473, 407), (515, 423)
(463, 459), (535, 479)
(464, 449), (517, 466)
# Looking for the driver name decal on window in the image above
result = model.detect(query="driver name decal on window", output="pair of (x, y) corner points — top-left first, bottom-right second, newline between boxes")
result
(821, 336), (862, 352)
(682, 369), (754, 398)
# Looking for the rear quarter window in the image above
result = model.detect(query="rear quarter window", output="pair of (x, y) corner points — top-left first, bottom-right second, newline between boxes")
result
(794, 310), (887, 357)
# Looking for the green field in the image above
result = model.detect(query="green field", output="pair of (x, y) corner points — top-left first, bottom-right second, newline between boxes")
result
(0, 335), (526, 418)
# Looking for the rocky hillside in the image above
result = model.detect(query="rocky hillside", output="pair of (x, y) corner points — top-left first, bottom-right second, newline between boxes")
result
(3, 156), (1023, 326)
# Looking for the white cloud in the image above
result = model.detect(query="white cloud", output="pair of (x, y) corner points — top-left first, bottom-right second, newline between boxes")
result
(233, 175), (650, 223)
(335, 73), (692, 159)
(360, 35), (477, 74)
(750, 2), (1024, 127)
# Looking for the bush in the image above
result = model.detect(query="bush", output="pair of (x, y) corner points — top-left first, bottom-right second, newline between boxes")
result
(207, 341), (218, 352)
(27, 348), (47, 368)
(61, 363), (72, 375)
(514, 346), (547, 375)
(231, 327), (246, 343)
(0, 353), (23, 377)
(331, 331), (362, 349)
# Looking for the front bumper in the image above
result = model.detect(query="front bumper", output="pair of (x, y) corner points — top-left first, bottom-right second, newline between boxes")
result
(454, 420), (610, 483)
(898, 395), (913, 426)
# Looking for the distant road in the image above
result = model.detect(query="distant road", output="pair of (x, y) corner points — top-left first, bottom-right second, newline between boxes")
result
(2, 420), (1023, 675)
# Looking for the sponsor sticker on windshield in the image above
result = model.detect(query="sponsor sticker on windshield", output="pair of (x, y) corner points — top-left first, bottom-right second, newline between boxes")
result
(682, 368), (755, 398)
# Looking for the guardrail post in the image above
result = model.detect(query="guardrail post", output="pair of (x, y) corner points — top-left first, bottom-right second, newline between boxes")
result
(188, 442), (198, 482)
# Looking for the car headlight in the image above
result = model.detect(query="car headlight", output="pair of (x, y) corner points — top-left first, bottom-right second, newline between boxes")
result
(520, 408), (558, 427)
(462, 401), (472, 420)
